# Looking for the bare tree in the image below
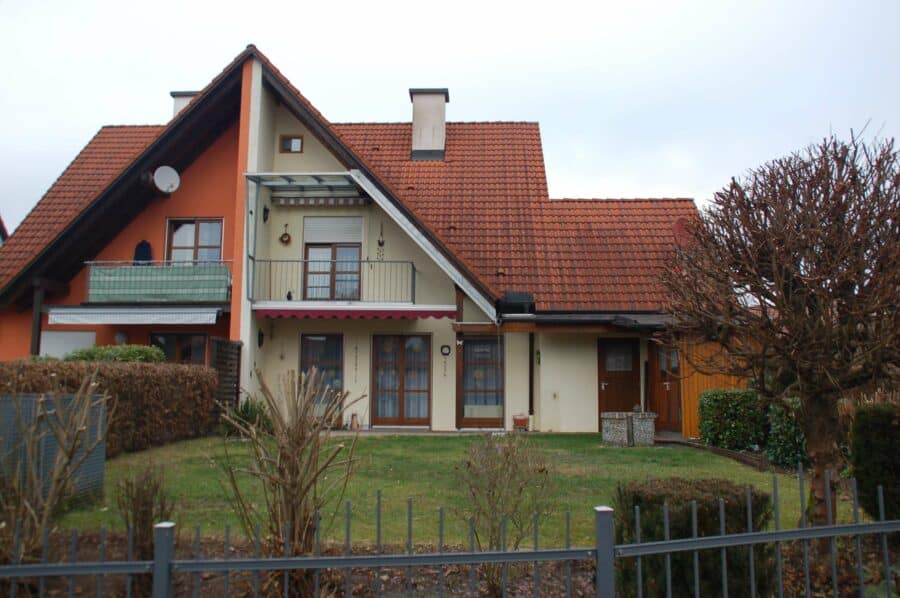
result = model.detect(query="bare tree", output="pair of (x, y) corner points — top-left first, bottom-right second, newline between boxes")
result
(664, 134), (900, 525)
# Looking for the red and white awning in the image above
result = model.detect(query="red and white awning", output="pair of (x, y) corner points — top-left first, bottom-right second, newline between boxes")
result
(252, 302), (456, 320)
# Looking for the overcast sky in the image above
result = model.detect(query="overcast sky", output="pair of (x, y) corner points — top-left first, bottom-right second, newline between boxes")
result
(1, 0), (898, 233)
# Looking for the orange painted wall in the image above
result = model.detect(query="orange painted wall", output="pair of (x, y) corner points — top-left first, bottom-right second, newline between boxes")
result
(679, 342), (747, 438)
(0, 122), (241, 361)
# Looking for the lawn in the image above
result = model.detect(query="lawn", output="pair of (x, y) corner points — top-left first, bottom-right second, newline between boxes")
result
(62, 434), (821, 547)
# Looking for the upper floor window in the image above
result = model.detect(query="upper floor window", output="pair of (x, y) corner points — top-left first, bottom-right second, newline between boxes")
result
(304, 244), (361, 300)
(168, 219), (223, 262)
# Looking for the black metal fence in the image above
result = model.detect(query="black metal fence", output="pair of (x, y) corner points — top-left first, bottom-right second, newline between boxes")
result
(1, 472), (898, 597)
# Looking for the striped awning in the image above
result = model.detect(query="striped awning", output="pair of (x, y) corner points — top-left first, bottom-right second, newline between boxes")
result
(47, 306), (222, 325)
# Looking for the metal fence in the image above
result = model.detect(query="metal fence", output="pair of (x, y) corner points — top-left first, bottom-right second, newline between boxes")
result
(251, 258), (416, 303)
(1, 471), (898, 597)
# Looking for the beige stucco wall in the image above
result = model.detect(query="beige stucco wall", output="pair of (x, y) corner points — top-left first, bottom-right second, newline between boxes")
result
(271, 105), (345, 173)
(534, 332), (652, 433)
(503, 332), (530, 429)
(254, 317), (458, 430)
(462, 297), (492, 322)
(257, 202), (455, 306)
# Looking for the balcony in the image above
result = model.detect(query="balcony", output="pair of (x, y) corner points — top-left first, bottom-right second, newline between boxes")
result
(85, 261), (232, 304)
(251, 259), (415, 303)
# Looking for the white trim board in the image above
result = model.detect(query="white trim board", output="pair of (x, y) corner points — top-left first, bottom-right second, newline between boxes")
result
(347, 169), (497, 322)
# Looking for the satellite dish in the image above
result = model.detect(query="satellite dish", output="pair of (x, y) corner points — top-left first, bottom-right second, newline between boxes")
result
(152, 166), (180, 194)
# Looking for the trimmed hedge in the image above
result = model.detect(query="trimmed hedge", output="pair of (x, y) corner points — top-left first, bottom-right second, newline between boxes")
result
(614, 478), (773, 597)
(63, 344), (165, 363)
(699, 389), (768, 451)
(765, 398), (808, 468)
(850, 403), (900, 521)
(0, 360), (216, 458)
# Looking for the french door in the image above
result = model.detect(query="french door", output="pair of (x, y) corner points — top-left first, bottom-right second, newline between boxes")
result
(458, 336), (504, 428)
(371, 335), (431, 426)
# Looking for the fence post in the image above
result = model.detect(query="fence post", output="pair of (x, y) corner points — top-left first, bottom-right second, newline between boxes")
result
(152, 522), (176, 598)
(595, 506), (615, 598)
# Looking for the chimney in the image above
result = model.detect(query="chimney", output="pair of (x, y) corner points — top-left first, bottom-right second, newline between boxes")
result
(170, 91), (199, 117)
(409, 88), (449, 160)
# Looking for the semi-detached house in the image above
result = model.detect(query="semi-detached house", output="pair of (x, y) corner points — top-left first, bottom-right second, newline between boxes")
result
(0, 46), (738, 437)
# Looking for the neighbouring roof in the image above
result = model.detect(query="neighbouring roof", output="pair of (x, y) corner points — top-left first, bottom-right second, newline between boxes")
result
(0, 47), (697, 314)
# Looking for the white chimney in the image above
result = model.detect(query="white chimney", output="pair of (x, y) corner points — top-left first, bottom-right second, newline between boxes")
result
(409, 88), (449, 160)
(170, 91), (199, 117)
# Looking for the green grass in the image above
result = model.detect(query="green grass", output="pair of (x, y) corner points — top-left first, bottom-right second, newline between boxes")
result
(62, 434), (823, 547)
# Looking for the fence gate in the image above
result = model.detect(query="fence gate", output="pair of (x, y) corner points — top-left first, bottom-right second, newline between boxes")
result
(210, 337), (242, 412)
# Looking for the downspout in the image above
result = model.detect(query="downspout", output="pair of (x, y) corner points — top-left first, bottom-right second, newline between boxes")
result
(29, 285), (44, 356)
(528, 332), (535, 416)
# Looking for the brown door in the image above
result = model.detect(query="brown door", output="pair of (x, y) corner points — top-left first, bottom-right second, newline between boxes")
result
(597, 339), (640, 425)
(649, 344), (682, 432)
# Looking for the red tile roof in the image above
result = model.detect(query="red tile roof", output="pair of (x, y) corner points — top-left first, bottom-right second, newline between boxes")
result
(334, 123), (696, 312)
(0, 48), (697, 314)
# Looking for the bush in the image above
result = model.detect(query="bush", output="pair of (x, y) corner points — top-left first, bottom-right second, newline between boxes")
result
(850, 403), (900, 521)
(0, 360), (216, 457)
(699, 389), (768, 451)
(223, 398), (273, 436)
(64, 344), (165, 363)
(765, 398), (808, 468)
(115, 465), (175, 597)
(454, 434), (555, 597)
(613, 478), (773, 597)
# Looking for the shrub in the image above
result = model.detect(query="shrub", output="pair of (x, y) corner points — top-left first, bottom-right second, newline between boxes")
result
(221, 368), (362, 596)
(765, 398), (809, 467)
(613, 478), (774, 597)
(64, 344), (165, 363)
(454, 434), (555, 597)
(850, 403), (900, 521)
(0, 377), (109, 565)
(115, 465), (176, 597)
(223, 398), (273, 436)
(699, 389), (768, 451)
(0, 360), (216, 457)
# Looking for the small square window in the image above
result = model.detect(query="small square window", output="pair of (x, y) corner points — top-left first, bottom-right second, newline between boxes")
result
(279, 135), (304, 153)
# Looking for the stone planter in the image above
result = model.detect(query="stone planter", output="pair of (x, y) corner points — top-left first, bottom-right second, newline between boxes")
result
(601, 411), (657, 446)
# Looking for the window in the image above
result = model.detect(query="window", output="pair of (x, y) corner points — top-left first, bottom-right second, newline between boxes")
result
(605, 341), (634, 372)
(304, 244), (361, 300)
(167, 219), (223, 262)
(279, 134), (304, 153)
(462, 336), (504, 422)
(372, 335), (430, 424)
(300, 334), (343, 395)
(150, 333), (206, 364)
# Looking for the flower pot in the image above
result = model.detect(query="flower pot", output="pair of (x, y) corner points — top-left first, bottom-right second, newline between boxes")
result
(513, 414), (529, 431)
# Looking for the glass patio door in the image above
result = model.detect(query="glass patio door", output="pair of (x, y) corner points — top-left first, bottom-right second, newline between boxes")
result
(459, 336), (504, 428)
(372, 335), (431, 426)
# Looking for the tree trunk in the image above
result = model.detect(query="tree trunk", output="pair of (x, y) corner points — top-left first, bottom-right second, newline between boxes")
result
(803, 396), (842, 536)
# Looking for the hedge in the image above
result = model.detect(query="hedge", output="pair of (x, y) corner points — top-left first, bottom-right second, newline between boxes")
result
(63, 344), (165, 363)
(614, 478), (774, 597)
(698, 389), (768, 451)
(850, 403), (900, 522)
(0, 360), (217, 458)
(765, 398), (808, 468)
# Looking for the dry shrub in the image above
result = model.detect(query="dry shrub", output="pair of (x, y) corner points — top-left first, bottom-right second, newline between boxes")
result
(0, 360), (216, 457)
(221, 368), (363, 596)
(454, 433), (555, 597)
(115, 465), (176, 596)
(0, 374), (109, 565)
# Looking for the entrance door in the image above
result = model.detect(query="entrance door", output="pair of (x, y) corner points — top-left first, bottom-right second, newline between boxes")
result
(372, 335), (431, 426)
(597, 339), (640, 425)
(649, 344), (682, 432)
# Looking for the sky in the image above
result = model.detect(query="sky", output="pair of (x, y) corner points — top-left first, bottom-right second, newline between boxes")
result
(0, 0), (898, 233)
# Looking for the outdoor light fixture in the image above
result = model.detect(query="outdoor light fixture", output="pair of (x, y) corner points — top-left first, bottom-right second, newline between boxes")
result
(257, 330), (264, 348)
(263, 205), (270, 223)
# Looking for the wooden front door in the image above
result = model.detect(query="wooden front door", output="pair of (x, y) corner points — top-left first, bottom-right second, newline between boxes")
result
(597, 339), (640, 424)
(371, 335), (431, 426)
(648, 344), (682, 432)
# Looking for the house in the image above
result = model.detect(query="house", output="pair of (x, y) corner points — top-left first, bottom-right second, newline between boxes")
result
(0, 45), (735, 437)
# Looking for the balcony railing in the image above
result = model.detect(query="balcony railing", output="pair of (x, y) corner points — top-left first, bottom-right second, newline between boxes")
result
(86, 261), (232, 304)
(251, 259), (415, 303)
